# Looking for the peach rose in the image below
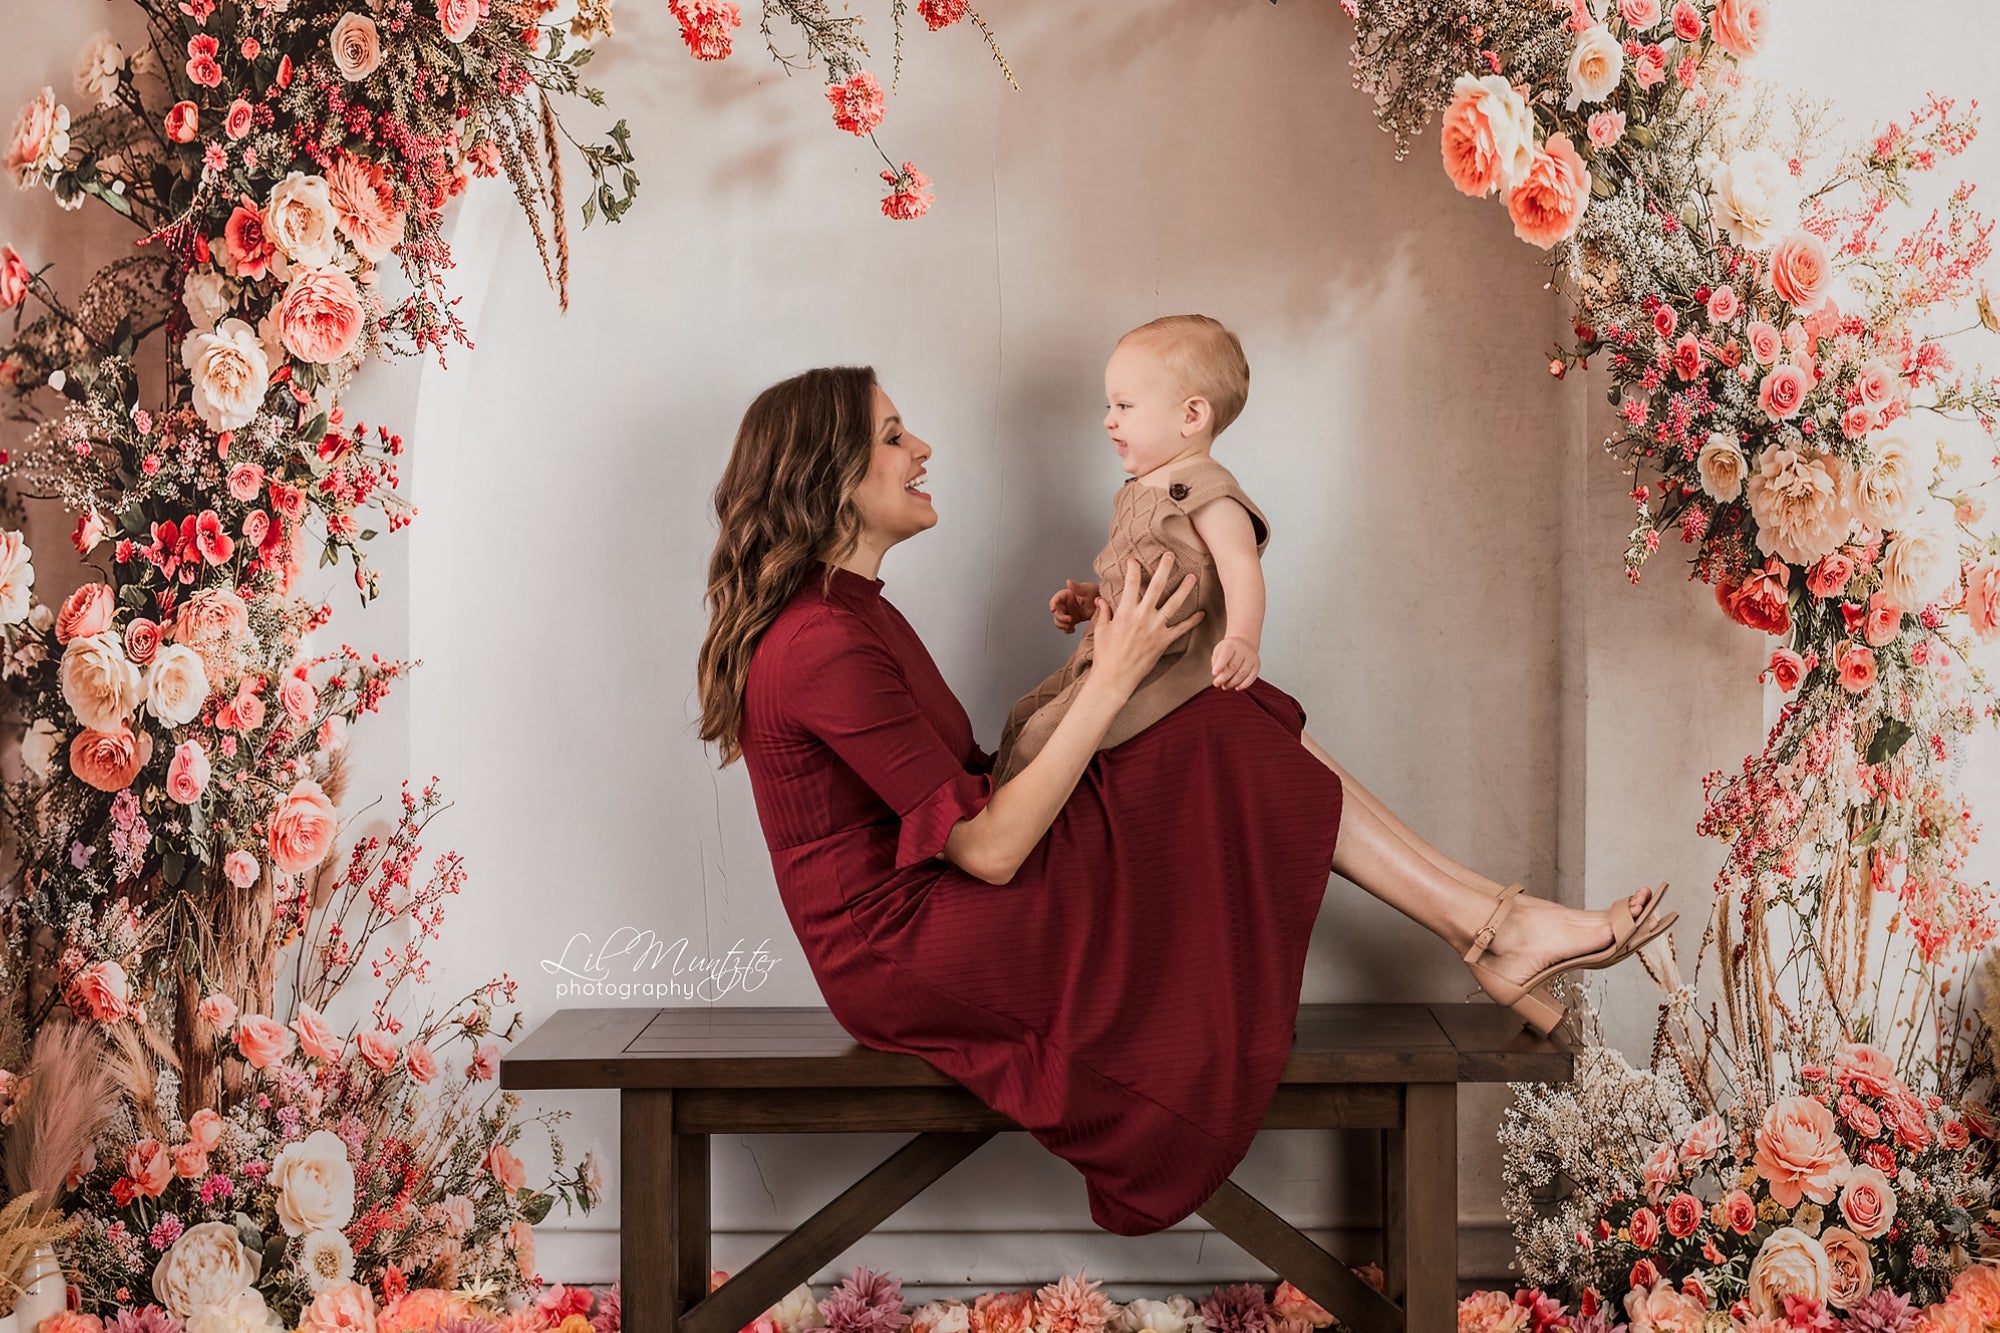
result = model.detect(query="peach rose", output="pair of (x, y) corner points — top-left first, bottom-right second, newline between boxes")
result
(70, 723), (152, 793)
(326, 153), (407, 262)
(1707, 284), (1740, 322)
(223, 850), (260, 888)
(124, 616), (161, 665)
(1507, 132), (1591, 249)
(1747, 445), (1851, 566)
(1950, 1265), (2000, 1323)
(404, 1039), (437, 1084)
(1439, 74), (1534, 198)
(438, 0), (482, 42)
(1967, 560), (2000, 640)
(1838, 644), (1877, 694)
(235, 1012), (297, 1068)
(1818, 1226), (1874, 1309)
(1586, 109), (1626, 149)
(300, 1282), (377, 1333)
(509, 1217), (536, 1281)
(56, 582), (114, 644)
(172, 1140), (209, 1180)
(165, 100), (198, 144)
(1850, 435), (1925, 533)
(1758, 363), (1809, 420)
(181, 316), (271, 432)
(485, 1142), (527, 1191)
(1748, 1227), (1829, 1317)
(1806, 552), (1854, 599)
(292, 1000), (343, 1062)
(1767, 647), (1805, 691)
(1861, 591), (1902, 647)
(1856, 360), (1901, 411)
(188, 1107), (224, 1152)
(145, 643), (210, 729)
(1747, 320), (1781, 365)
(1769, 232), (1831, 309)
(330, 12), (383, 81)
(269, 778), (339, 874)
(1837, 1164), (1897, 1239)
(1630, 1205), (1661, 1249)
(265, 171), (340, 268)
(1622, 1281), (1705, 1333)
(278, 265), (365, 364)
(197, 992), (238, 1030)
(281, 673), (320, 724)
(61, 630), (142, 730)
(152, 1220), (261, 1320)
(355, 1029), (399, 1072)
(166, 738), (211, 804)
(1680, 1114), (1726, 1164)
(1712, 0), (1769, 60)
(71, 959), (130, 1022)
(1754, 1094), (1850, 1207)
(173, 585), (251, 682)
(127, 1137), (173, 1197)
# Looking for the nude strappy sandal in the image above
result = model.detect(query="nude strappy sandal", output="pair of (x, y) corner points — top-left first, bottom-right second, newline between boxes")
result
(1461, 882), (1677, 1035)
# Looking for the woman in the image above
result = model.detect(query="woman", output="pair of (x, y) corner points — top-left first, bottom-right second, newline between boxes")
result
(696, 366), (1669, 1236)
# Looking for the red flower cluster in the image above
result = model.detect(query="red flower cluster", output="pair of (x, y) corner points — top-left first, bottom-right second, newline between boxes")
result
(880, 161), (934, 220)
(917, 0), (970, 29)
(671, 0), (742, 61)
(827, 72), (885, 136)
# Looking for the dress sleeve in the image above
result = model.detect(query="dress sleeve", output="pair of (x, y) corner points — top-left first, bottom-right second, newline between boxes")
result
(783, 612), (994, 869)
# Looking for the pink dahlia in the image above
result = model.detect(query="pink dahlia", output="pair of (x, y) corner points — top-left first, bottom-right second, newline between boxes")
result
(1031, 1272), (1114, 1333)
(818, 1267), (910, 1333)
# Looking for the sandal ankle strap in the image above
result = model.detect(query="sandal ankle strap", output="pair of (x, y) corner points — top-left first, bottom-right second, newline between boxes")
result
(1463, 882), (1525, 965)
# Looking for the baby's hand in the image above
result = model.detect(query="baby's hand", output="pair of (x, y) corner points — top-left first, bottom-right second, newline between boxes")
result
(1212, 636), (1260, 690)
(1050, 579), (1100, 634)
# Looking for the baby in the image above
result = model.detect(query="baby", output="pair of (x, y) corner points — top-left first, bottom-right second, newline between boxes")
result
(991, 314), (1271, 787)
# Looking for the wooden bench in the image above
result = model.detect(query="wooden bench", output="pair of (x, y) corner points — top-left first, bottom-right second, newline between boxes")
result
(499, 1003), (1572, 1333)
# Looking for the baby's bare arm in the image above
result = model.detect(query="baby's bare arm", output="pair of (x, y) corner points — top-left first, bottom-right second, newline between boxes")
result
(1189, 497), (1265, 649)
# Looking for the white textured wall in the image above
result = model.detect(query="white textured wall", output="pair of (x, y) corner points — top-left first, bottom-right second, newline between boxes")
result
(2, 0), (1996, 1299)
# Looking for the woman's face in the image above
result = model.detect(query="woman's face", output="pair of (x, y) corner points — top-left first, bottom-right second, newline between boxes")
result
(849, 384), (937, 551)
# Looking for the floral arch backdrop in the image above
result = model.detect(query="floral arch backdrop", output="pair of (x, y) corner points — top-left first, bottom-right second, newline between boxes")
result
(0, 0), (1996, 1331)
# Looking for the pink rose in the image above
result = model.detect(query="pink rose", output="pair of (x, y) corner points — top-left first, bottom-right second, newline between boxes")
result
(405, 1038), (437, 1084)
(123, 617), (161, 666)
(126, 1137), (173, 1198)
(56, 582), (115, 644)
(0, 245), (29, 308)
(1630, 1206), (1661, 1249)
(1680, 1114), (1725, 1164)
(235, 1013), (296, 1068)
(356, 1029), (400, 1072)
(1848, 1103), (1883, 1139)
(227, 462), (264, 501)
(69, 724), (152, 793)
(197, 991), (239, 1030)
(291, 1000), (343, 1062)
(165, 100), (199, 144)
(1758, 363), (1810, 419)
(1506, 132), (1591, 249)
(1619, 0), (1660, 27)
(1747, 320), (1781, 365)
(5, 88), (60, 181)
(228, 678), (266, 733)
(1672, 0), (1702, 40)
(71, 960), (130, 1022)
(188, 1107), (224, 1151)
(468, 1042), (499, 1081)
(1707, 285), (1740, 322)
(223, 849), (260, 888)
(222, 202), (276, 281)
(1711, 0), (1768, 59)
(1856, 360), (1899, 410)
(1837, 1164), (1896, 1239)
(1753, 1094), (1850, 1207)
(1838, 644), (1877, 694)
(1587, 110), (1626, 149)
(268, 777), (338, 873)
(1641, 1142), (1678, 1200)
(485, 1142), (527, 1191)
(1664, 1192), (1702, 1238)
(225, 98), (254, 140)
(438, 0), (482, 42)
(1723, 1189), (1757, 1233)
(1806, 553), (1854, 599)
(1766, 647), (1805, 691)
(280, 673), (319, 724)
(1842, 403), (1876, 439)
(241, 509), (269, 546)
(1861, 591), (1901, 647)
(172, 1140), (210, 1180)
(1967, 560), (2000, 640)
(278, 266), (365, 364)
(1770, 232), (1832, 309)
(1631, 45), (1666, 88)
(166, 739), (211, 805)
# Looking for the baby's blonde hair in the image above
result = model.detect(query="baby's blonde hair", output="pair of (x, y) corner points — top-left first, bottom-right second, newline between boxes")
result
(1118, 314), (1251, 436)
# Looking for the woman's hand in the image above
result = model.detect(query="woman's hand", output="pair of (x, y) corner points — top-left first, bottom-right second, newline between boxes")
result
(1087, 554), (1203, 696)
(1049, 579), (1100, 634)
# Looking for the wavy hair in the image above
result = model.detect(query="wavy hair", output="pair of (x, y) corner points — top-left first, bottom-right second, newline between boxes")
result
(697, 366), (878, 765)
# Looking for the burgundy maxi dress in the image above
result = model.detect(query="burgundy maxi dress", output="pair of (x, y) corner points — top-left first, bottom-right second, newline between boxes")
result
(737, 561), (1344, 1235)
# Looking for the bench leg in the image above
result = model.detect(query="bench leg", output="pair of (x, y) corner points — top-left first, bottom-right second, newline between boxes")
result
(1383, 1083), (1456, 1330)
(624, 1089), (689, 1333)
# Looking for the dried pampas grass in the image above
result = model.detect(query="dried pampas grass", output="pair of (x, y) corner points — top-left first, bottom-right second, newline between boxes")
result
(3, 1018), (119, 1210)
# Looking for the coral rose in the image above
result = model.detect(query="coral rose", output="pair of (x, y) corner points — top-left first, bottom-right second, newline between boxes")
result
(173, 586), (251, 682)
(1754, 1095), (1849, 1207)
(70, 723), (152, 793)
(56, 582), (114, 644)
(438, 0), (482, 42)
(1711, 0), (1769, 60)
(72, 959), (130, 1022)
(326, 153), (406, 262)
(1769, 231), (1831, 309)
(1818, 1226), (1874, 1309)
(1967, 559), (2000, 640)
(60, 630), (142, 730)
(1767, 647), (1805, 691)
(222, 202), (277, 280)
(166, 738), (211, 804)
(1757, 363), (1809, 420)
(486, 1142), (527, 1191)
(1806, 552), (1854, 599)
(1440, 74), (1536, 197)
(404, 1038), (437, 1084)
(234, 1013), (296, 1069)
(1746, 1227), (1830, 1317)
(1837, 1164), (1897, 1239)
(268, 778), (339, 874)
(197, 992), (238, 1030)
(127, 1137), (173, 1198)
(1746, 445), (1851, 566)
(164, 100), (198, 144)
(123, 615), (162, 665)
(355, 1029), (399, 1072)
(0, 244), (27, 309)
(188, 1107), (224, 1152)
(277, 265), (365, 364)
(172, 1140), (209, 1180)
(270, 1128), (357, 1236)
(291, 1000), (344, 1063)
(1506, 132), (1591, 249)
(1838, 644), (1876, 694)
(1718, 557), (1791, 636)
(1861, 591), (1902, 648)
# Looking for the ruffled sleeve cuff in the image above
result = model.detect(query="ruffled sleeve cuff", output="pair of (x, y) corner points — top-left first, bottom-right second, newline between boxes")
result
(895, 768), (994, 870)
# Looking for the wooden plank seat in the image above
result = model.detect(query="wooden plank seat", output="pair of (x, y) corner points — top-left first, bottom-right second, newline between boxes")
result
(500, 1004), (1573, 1333)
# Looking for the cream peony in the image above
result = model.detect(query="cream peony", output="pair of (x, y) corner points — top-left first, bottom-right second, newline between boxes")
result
(181, 269), (232, 333)
(770, 1284), (829, 1333)
(264, 171), (341, 269)
(0, 528), (35, 625)
(1880, 509), (1960, 610)
(152, 1220), (262, 1319)
(1746, 1226), (1831, 1317)
(1746, 445), (1852, 566)
(181, 318), (271, 431)
(1849, 435), (1927, 533)
(270, 1128), (357, 1236)
(1710, 148), (1796, 250)
(186, 1287), (285, 1333)
(146, 643), (211, 727)
(60, 630), (142, 731)
(1697, 432), (1748, 502)
(20, 718), (61, 782)
(1565, 24), (1626, 111)
(73, 32), (124, 109)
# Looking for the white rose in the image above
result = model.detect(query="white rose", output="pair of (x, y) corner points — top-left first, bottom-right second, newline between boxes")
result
(270, 1128), (357, 1236)
(181, 270), (232, 333)
(152, 1220), (262, 1320)
(185, 1288), (284, 1333)
(73, 32), (124, 109)
(1565, 24), (1625, 111)
(59, 631), (142, 731)
(1747, 1226), (1831, 1317)
(146, 644), (210, 727)
(1849, 435), (1927, 533)
(1711, 148), (1796, 250)
(1881, 510), (1961, 610)
(0, 530), (34, 626)
(908, 1303), (969, 1333)
(264, 171), (340, 268)
(1697, 432), (1748, 502)
(770, 1284), (827, 1333)
(181, 318), (271, 431)
(329, 13), (384, 82)
(20, 718), (61, 782)
(1121, 1301), (1197, 1333)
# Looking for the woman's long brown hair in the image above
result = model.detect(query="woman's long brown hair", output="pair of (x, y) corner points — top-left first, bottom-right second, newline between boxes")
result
(698, 366), (879, 765)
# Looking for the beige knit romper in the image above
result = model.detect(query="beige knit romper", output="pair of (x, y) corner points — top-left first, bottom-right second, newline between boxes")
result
(992, 457), (1271, 788)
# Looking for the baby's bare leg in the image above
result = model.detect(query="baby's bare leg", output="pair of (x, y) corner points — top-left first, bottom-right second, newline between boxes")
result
(1301, 730), (1510, 898)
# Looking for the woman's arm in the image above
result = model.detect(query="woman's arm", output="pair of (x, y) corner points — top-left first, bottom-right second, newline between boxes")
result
(943, 555), (1203, 885)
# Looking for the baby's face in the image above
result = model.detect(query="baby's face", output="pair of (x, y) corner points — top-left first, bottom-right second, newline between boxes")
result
(1103, 340), (1195, 479)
